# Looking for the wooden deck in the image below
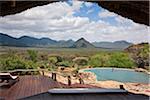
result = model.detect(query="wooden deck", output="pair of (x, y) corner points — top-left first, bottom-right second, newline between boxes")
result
(0, 75), (97, 100)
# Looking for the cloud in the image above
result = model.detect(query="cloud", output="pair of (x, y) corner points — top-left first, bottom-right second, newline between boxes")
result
(99, 9), (117, 18)
(0, 1), (149, 43)
(84, 2), (93, 7)
(87, 9), (94, 14)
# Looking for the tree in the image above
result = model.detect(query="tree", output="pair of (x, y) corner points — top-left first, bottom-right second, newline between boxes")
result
(89, 53), (109, 67)
(48, 56), (58, 71)
(0, 57), (26, 70)
(73, 57), (88, 66)
(27, 50), (38, 62)
(57, 61), (71, 67)
(108, 52), (135, 68)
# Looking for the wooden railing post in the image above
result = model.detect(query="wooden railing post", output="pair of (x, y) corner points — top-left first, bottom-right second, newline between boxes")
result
(79, 77), (84, 84)
(120, 85), (125, 90)
(52, 72), (57, 81)
(42, 71), (44, 76)
(68, 76), (71, 86)
(54, 73), (56, 81)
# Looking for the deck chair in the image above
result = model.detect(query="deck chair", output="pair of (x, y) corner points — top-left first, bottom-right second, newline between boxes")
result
(0, 73), (19, 87)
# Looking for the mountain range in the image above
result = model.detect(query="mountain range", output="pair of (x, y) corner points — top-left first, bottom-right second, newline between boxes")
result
(0, 33), (132, 49)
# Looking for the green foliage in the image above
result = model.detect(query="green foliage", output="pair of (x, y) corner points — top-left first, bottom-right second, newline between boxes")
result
(89, 53), (109, 67)
(0, 50), (38, 71)
(73, 57), (88, 66)
(137, 43), (149, 69)
(25, 61), (37, 69)
(57, 61), (72, 67)
(0, 47), (139, 71)
(139, 44), (149, 58)
(48, 56), (58, 64)
(108, 52), (135, 68)
(27, 50), (38, 62)
(0, 57), (26, 70)
(89, 52), (135, 68)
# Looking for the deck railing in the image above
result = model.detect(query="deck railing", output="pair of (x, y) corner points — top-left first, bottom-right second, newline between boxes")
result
(0, 69), (84, 86)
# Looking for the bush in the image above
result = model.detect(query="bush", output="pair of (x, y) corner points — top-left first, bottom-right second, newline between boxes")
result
(0, 57), (26, 70)
(108, 52), (135, 68)
(25, 61), (37, 69)
(57, 61), (72, 67)
(48, 56), (58, 65)
(89, 53), (109, 67)
(27, 50), (38, 62)
(89, 52), (135, 68)
(73, 57), (88, 66)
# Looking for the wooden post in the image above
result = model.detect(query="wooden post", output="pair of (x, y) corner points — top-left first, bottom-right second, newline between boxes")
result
(52, 73), (57, 81)
(54, 73), (56, 81)
(120, 85), (125, 90)
(42, 71), (44, 76)
(79, 78), (84, 84)
(68, 76), (71, 86)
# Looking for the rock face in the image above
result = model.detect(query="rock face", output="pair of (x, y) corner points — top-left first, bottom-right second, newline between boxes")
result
(96, 1), (149, 26)
(72, 38), (95, 48)
(0, 1), (149, 26)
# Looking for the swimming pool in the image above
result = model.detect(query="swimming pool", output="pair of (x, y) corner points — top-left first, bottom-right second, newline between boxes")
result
(84, 68), (149, 84)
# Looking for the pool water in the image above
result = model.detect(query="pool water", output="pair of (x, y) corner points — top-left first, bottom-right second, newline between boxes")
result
(84, 68), (149, 84)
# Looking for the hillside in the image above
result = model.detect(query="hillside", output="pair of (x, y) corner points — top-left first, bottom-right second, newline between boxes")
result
(72, 38), (95, 48)
(125, 43), (149, 69)
(0, 33), (132, 49)
(93, 40), (132, 49)
(0, 33), (73, 47)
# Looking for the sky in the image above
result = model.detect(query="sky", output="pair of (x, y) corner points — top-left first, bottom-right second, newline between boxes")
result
(0, 1), (149, 43)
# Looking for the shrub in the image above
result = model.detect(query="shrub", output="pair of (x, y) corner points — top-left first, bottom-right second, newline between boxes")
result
(0, 57), (26, 70)
(89, 53), (109, 67)
(73, 57), (88, 66)
(25, 61), (37, 69)
(57, 61), (72, 67)
(89, 52), (135, 68)
(48, 56), (58, 65)
(27, 50), (38, 62)
(108, 52), (135, 68)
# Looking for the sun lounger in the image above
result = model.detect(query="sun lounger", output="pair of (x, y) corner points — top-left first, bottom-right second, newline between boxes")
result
(0, 73), (19, 87)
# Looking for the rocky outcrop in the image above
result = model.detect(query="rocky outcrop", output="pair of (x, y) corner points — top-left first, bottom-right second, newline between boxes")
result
(0, 1), (149, 25)
(96, 1), (149, 26)
(125, 43), (149, 70)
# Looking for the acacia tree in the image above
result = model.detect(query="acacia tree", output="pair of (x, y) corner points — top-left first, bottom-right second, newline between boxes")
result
(27, 50), (38, 63)
(73, 57), (88, 66)
(0, 55), (26, 70)
(48, 56), (58, 71)
(108, 52), (135, 68)
(89, 53), (109, 67)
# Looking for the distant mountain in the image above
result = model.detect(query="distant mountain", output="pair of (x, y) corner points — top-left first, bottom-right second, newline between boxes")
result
(92, 40), (132, 49)
(0, 33), (26, 46)
(0, 33), (73, 47)
(72, 38), (95, 48)
(18, 36), (57, 47)
(0, 33), (132, 49)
